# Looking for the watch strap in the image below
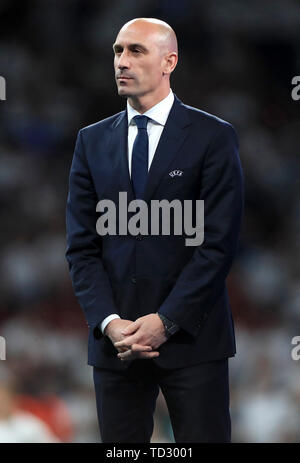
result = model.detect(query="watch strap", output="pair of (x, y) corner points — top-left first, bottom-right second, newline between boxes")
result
(156, 312), (180, 338)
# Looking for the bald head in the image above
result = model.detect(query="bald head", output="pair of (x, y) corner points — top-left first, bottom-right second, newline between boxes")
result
(113, 18), (178, 109)
(119, 18), (178, 56)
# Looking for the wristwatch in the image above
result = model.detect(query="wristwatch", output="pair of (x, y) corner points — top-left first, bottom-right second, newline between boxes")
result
(156, 312), (180, 338)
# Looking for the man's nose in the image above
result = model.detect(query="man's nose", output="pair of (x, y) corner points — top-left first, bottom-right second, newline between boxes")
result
(117, 51), (130, 69)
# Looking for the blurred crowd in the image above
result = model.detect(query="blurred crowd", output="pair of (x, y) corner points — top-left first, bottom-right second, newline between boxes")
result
(0, 0), (299, 442)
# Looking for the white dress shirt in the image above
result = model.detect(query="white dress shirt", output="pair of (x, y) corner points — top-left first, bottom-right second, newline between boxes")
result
(100, 89), (175, 335)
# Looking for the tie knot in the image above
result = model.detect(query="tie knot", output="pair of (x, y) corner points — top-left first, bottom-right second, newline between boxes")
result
(133, 115), (149, 130)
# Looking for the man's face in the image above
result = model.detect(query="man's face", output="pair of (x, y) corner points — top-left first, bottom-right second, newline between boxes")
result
(113, 24), (165, 98)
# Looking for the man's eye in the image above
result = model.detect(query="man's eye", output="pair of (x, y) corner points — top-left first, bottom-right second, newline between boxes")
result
(132, 49), (140, 53)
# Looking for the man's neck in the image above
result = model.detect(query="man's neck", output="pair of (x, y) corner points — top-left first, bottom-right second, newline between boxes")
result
(128, 87), (171, 114)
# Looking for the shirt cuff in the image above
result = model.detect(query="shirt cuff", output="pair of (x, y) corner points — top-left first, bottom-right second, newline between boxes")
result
(101, 314), (121, 335)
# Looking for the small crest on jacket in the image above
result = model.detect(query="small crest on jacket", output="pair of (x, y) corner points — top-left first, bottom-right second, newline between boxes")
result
(169, 169), (183, 178)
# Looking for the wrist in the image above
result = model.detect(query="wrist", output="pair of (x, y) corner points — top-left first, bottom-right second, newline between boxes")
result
(101, 314), (121, 335)
(156, 312), (179, 338)
(104, 318), (119, 336)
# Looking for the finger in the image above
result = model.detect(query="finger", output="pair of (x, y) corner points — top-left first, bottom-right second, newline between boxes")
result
(121, 322), (139, 336)
(117, 346), (129, 353)
(117, 349), (136, 360)
(131, 344), (152, 352)
(117, 347), (151, 360)
(114, 335), (136, 348)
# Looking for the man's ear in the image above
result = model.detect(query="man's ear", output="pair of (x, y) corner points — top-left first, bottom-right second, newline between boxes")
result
(163, 52), (178, 75)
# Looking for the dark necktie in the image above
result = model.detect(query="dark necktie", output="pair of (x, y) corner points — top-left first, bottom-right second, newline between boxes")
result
(131, 115), (149, 199)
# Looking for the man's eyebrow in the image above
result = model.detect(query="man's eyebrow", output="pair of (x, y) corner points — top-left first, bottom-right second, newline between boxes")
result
(112, 43), (120, 51)
(113, 42), (148, 52)
(129, 43), (148, 52)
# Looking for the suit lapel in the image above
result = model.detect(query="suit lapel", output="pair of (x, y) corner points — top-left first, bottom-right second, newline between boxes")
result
(109, 110), (135, 203)
(143, 94), (191, 204)
(108, 94), (191, 204)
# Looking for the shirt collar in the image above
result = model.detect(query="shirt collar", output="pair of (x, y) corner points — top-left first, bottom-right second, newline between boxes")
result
(127, 89), (174, 127)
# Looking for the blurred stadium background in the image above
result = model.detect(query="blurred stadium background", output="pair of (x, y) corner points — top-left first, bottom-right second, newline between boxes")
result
(0, 0), (299, 442)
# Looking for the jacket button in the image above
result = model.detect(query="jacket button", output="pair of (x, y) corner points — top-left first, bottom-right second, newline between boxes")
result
(131, 277), (137, 284)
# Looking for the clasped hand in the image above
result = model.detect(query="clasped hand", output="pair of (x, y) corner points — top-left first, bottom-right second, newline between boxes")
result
(113, 313), (168, 362)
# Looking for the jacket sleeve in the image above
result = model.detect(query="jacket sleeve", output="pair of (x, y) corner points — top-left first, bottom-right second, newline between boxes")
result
(65, 129), (119, 338)
(158, 122), (244, 339)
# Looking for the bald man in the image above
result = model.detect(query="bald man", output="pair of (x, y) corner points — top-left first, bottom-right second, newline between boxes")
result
(66, 18), (244, 443)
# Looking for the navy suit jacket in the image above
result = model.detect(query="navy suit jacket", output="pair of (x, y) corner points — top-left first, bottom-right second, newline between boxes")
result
(65, 94), (244, 371)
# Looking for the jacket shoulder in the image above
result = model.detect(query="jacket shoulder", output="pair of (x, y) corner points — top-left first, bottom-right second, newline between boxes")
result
(79, 111), (125, 136)
(182, 102), (236, 133)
